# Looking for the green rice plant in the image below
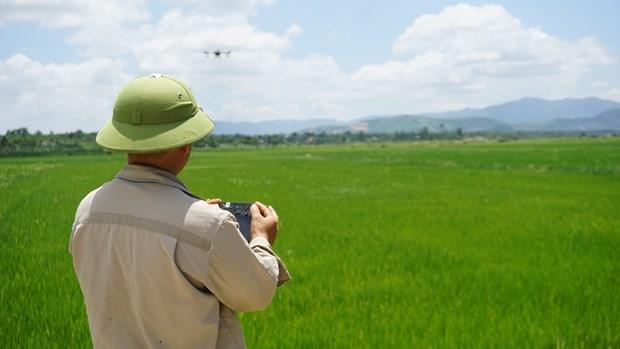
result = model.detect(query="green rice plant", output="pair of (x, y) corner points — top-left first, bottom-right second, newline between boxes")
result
(1, 138), (619, 348)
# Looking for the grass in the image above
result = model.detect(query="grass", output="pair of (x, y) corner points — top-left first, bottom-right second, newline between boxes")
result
(1, 138), (619, 348)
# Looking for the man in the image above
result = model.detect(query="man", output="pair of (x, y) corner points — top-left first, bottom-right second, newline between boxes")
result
(70, 74), (290, 348)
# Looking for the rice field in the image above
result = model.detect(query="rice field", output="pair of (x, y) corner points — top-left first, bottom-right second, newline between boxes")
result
(1, 137), (619, 348)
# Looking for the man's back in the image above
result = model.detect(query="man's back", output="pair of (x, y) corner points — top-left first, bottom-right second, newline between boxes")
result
(70, 165), (285, 348)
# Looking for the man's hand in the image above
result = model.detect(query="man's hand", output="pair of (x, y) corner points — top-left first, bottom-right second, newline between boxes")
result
(206, 198), (222, 205)
(250, 202), (279, 246)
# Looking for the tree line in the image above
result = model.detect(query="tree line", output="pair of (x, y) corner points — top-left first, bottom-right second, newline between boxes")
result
(0, 127), (607, 157)
(0, 127), (467, 156)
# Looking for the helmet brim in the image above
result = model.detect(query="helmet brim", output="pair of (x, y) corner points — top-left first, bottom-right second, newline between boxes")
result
(96, 109), (215, 153)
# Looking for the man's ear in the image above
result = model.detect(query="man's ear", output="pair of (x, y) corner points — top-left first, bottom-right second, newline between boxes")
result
(180, 144), (192, 155)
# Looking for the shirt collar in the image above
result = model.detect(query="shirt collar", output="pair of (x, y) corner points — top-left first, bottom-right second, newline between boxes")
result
(115, 164), (191, 194)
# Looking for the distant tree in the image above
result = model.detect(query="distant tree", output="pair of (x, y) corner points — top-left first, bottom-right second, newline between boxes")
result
(266, 134), (284, 146)
(14, 137), (37, 149)
(6, 128), (29, 137)
(206, 137), (218, 148)
(357, 131), (367, 142)
(456, 128), (463, 138)
(316, 132), (328, 144)
(419, 127), (429, 140)
(287, 132), (298, 143)
(0, 135), (8, 149)
(68, 130), (84, 139)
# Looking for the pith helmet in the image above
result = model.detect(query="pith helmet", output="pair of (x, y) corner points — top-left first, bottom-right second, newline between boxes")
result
(96, 74), (215, 153)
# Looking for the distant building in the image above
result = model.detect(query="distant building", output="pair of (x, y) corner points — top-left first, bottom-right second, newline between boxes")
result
(350, 122), (368, 133)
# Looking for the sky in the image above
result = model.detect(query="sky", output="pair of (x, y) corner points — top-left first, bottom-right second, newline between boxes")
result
(0, 0), (619, 133)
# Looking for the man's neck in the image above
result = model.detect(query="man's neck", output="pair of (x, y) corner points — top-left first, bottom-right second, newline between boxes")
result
(128, 159), (178, 175)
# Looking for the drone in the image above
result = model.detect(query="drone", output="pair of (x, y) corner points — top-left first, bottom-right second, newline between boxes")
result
(203, 50), (231, 58)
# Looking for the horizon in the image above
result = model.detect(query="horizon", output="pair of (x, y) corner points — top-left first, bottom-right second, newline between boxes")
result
(4, 95), (618, 135)
(1, 1), (619, 133)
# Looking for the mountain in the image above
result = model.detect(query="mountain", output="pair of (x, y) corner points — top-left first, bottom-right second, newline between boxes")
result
(306, 115), (511, 134)
(429, 97), (620, 125)
(209, 97), (620, 135)
(544, 108), (620, 132)
(212, 118), (344, 135)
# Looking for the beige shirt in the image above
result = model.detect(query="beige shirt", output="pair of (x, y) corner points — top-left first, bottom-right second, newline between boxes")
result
(70, 164), (290, 349)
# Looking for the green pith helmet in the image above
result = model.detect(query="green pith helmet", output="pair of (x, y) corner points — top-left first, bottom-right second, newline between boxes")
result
(96, 74), (215, 153)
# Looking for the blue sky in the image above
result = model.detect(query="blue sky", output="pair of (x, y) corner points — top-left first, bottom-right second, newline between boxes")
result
(1, 0), (619, 132)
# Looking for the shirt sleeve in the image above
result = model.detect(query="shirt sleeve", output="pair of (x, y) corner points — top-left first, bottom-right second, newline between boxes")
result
(175, 213), (290, 312)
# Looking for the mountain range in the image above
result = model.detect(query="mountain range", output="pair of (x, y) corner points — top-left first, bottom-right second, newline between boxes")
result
(212, 97), (620, 135)
(426, 97), (620, 125)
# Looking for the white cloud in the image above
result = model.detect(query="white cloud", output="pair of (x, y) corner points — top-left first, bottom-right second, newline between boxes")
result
(350, 3), (615, 111)
(163, 0), (273, 16)
(131, 10), (292, 75)
(0, 54), (131, 132)
(353, 52), (447, 83)
(606, 88), (620, 101)
(285, 23), (303, 38)
(0, 0), (149, 28)
(393, 4), (521, 55)
(210, 54), (351, 120)
(389, 3), (613, 78)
